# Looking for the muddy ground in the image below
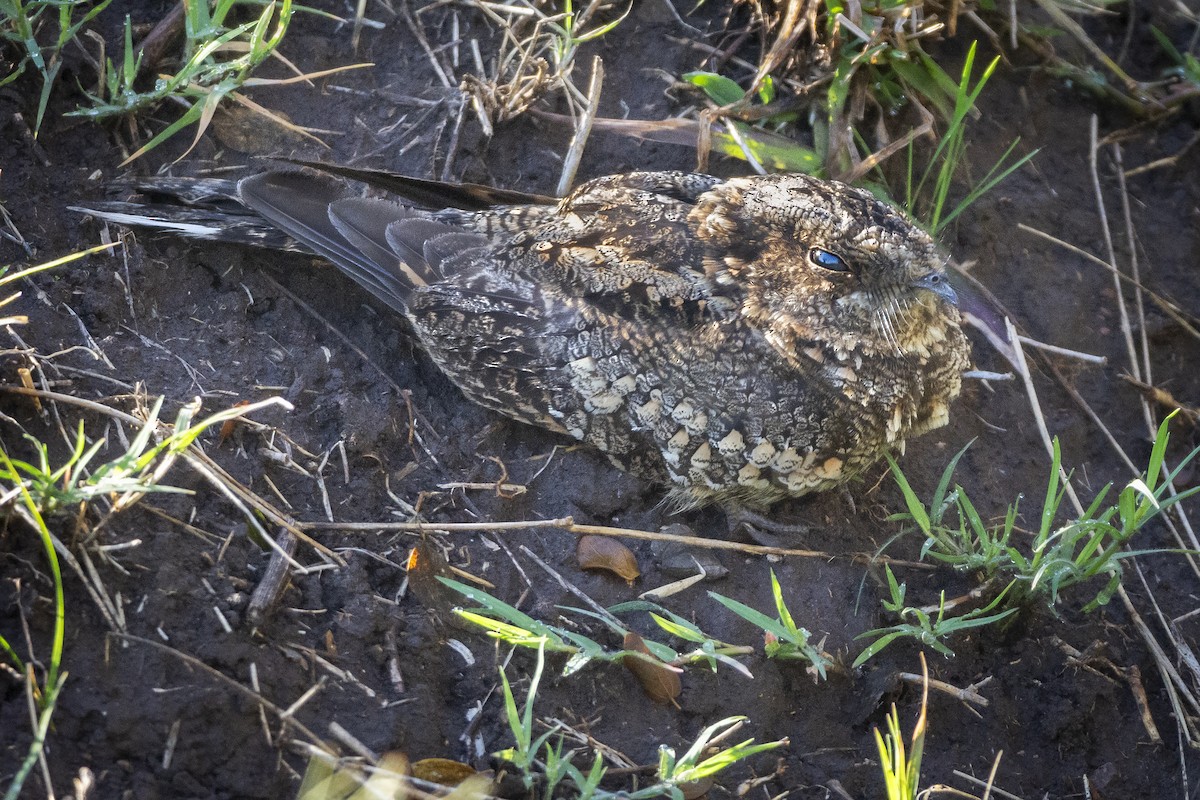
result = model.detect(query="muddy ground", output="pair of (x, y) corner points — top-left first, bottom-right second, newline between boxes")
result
(2, 0), (1200, 798)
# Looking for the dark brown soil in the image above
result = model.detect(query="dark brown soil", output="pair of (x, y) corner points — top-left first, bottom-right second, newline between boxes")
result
(3, 1), (1200, 798)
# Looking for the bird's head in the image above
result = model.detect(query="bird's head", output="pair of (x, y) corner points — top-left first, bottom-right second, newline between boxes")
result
(693, 174), (961, 361)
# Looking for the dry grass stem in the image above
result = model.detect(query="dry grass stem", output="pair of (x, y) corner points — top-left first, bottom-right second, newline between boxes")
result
(140, 505), (222, 543)
(10, 503), (125, 632)
(1117, 585), (1200, 746)
(1124, 128), (1200, 177)
(247, 530), (300, 627)
(1013, 336), (1105, 364)
(896, 672), (991, 707)
(1016, 224), (1200, 340)
(19, 665), (55, 794)
(1088, 116), (1139, 379)
(1079, 121), (1200, 755)
(0, 384), (338, 566)
(298, 515), (936, 569)
(518, 543), (621, 626)
(438, 481), (528, 495)
(1111, 145), (1151, 386)
(951, 754), (1018, 799)
(1030, 0), (1142, 94)
(1103, 141), (1200, 564)
(260, 274), (444, 466)
(400, 1), (452, 89)
(723, 119), (766, 174)
(1005, 319), (1083, 514)
(556, 55), (604, 196)
(1121, 377), (1200, 424)
(541, 716), (638, 769)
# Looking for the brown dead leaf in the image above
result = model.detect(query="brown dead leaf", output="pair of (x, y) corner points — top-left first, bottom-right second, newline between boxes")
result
(411, 758), (477, 787)
(679, 776), (715, 800)
(406, 540), (452, 607)
(622, 631), (681, 706)
(218, 400), (251, 446)
(212, 104), (304, 154)
(577, 535), (640, 582)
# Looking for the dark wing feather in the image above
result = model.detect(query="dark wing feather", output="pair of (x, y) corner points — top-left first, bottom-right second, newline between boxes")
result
(328, 198), (436, 289)
(238, 172), (369, 271)
(239, 172), (422, 314)
(385, 218), (474, 276)
(279, 158), (557, 209)
(408, 279), (569, 434)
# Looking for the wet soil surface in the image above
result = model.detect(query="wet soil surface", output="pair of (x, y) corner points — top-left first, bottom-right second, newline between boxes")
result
(2, 1), (1200, 798)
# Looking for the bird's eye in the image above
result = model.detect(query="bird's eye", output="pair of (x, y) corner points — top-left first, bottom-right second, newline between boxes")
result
(808, 247), (850, 273)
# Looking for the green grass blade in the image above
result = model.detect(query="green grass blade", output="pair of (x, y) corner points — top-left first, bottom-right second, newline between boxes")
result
(931, 440), (973, 521)
(885, 454), (930, 534)
(683, 71), (745, 105)
(851, 631), (905, 667)
(709, 591), (792, 641)
(769, 570), (797, 634)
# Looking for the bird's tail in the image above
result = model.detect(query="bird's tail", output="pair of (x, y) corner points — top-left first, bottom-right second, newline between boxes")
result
(72, 168), (518, 316)
(70, 177), (301, 251)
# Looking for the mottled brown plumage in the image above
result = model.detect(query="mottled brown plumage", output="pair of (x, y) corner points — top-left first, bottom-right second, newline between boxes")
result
(80, 168), (971, 509)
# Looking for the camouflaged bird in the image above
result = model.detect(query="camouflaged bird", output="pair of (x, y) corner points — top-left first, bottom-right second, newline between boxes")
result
(77, 166), (971, 509)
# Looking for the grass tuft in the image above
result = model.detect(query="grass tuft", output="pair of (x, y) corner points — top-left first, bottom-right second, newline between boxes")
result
(709, 569), (834, 680)
(492, 642), (787, 800)
(71, 0), (299, 164)
(899, 41), (1037, 235)
(440, 577), (753, 679)
(864, 411), (1200, 662)
(853, 567), (1017, 667)
(873, 655), (929, 800)
(0, 441), (66, 800)
(0, 0), (113, 135)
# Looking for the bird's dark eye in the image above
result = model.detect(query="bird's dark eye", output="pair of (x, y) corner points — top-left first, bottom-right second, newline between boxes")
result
(808, 247), (850, 273)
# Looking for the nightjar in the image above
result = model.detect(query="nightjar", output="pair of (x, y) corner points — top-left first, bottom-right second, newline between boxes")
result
(78, 165), (971, 509)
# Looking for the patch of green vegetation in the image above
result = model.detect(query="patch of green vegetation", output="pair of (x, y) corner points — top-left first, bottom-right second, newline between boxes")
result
(0, 458), (66, 800)
(853, 566), (1017, 667)
(549, 0), (630, 84)
(709, 568), (835, 680)
(819, 0), (963, 171)
(0, 395), (282, 516)
(864, 412), (1200, 660)
(0, 384), (288, 797)
(683, 2), (999, 177)
(0, 0), (112, 135)
(0, 245), (119, 797)
(0, 0), (357, 161)
(874, 672), (928, 800)
(440, 577), (752, 677)
(2, 401), (185, 515)
(681, 69), (821, 173)
(686, 36), (1036, 234)
(897, 414), (1199, 609)
(495, 643), (787, 800)
(290, 636), (780, 800)
(1151, 25), (1200, 87)
(897, 41), (1037, 235)
(461, 0), (631, 134)
(71, 0), (295, 164)
(496, 642), (559, 791)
